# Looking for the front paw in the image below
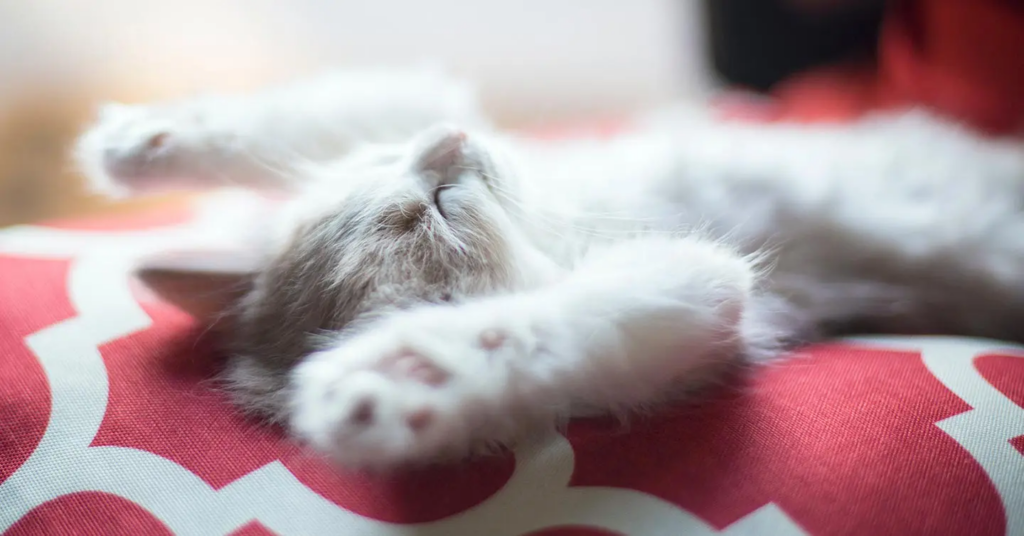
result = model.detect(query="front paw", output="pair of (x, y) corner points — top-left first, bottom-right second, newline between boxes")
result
(288, 304), (538, 468)
(74, 103), (211, 197)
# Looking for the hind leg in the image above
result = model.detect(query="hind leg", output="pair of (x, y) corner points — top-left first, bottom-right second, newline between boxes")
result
(758, 114), (1024, 341)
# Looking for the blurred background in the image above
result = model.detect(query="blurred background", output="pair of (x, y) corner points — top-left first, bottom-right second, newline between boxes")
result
(0, 1), (714, 226)
(0, 0), (888, 227)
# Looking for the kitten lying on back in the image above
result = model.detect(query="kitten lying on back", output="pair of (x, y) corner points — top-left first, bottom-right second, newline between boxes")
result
(75, 68), (1024, 468)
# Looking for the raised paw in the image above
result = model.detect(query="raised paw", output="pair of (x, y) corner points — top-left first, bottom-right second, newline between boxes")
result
(74, 102), (215, 197)
(288, 304), (539, 468)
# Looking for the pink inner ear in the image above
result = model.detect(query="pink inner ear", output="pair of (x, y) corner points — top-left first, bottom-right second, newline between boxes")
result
(413, 125), (468, 175)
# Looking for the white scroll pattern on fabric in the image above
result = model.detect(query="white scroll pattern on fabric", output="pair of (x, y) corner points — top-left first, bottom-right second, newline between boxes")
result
(846, 335), (1024, 536)
(0, 193), (808, 535)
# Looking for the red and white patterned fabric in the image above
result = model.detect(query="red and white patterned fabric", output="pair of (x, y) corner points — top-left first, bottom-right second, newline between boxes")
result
(1, 192), (1022, 536)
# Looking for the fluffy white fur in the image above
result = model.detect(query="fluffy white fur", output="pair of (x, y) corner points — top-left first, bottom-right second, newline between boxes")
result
(75, 68), (1024, 468)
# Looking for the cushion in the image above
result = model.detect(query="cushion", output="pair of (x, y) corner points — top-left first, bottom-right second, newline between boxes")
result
(0, 192), (1022, 536)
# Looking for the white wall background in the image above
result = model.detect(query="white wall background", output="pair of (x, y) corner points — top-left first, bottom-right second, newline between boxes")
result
(0, 0), (714, 123)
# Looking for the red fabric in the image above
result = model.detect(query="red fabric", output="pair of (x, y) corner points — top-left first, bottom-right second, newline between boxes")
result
(0, 258), (75, 484)
(228, 522), (281, 536)
(0, 203), (1022, 535)
(526, 529), (622, 536)
(718, 0), (1024, 135)
(567, 345), (1005, 536)
(6, 493), (174, 536)
(976, 353), (1024, 409)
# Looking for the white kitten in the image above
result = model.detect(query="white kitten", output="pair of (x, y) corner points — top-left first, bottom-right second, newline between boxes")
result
(75, 68), (1024, 468)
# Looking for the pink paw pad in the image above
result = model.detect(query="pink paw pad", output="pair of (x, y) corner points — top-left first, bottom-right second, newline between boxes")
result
(348, 397), (375, 426)
(478, 329), (507, 350)
(146, 132), (169, 149)
(405, 408), (435, 432)
(378, 350), (449, 386)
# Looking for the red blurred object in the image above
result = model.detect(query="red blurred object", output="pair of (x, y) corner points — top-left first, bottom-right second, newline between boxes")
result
(718, 0), (1024, 135)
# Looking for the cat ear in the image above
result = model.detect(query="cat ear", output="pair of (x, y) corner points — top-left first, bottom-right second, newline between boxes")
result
(134, 249), (260, 324)
(410, 124), (468, 178)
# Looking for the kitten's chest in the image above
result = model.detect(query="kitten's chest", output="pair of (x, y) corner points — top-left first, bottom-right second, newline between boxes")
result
(537, 155), (785, 251)
(519, 119), (1020, 267)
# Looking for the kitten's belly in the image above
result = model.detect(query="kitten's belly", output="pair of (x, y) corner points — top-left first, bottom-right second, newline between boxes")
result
(521, 110), (1024, 277)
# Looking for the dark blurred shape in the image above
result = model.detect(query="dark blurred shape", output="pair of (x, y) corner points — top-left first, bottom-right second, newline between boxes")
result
(703, 0), (885, 91)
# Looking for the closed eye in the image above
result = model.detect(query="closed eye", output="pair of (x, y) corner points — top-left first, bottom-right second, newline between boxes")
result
(433, 184), (455, 219)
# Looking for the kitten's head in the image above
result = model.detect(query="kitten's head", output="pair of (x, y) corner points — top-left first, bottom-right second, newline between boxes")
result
(140, 125), (555, 417)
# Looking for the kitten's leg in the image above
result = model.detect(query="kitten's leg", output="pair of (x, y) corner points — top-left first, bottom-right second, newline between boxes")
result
(289, 236), (786, 467)
(75, 69), (486, 196)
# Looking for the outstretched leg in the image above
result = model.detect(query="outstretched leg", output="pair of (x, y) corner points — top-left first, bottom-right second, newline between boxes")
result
(288, 236), (787, 467)
(75, 68), (487, 196)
